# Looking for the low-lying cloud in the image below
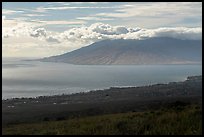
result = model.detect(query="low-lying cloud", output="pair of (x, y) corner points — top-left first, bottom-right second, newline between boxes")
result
(3, 22), (202, 42)
(2, 21), (202, 57)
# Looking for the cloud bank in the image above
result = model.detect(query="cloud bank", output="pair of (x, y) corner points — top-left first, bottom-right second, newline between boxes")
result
(61, 23), (202, 41)
(3, 22), (201, 41)
(2, 21), (202, 57)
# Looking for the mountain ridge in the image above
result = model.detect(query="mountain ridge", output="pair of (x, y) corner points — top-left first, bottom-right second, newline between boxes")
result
(40, 37), (202, 65)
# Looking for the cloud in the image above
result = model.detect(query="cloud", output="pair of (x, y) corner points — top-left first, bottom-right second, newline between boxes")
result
(2, 16), (86, 39)
(51, 6), (119, 10)
(46, 36), (60, 43)
(92, 2), (201, 28)
(69, 2), (108, 4)
(2, 17), (43, 39)
(34, 6), (47, 13)
(30, 28), (47, 38)
(3, 21), (202, 57)
(96, 2), (202, 18)
(23, 14), (46, 17)
(39, 20), (86, 25)
(31, 5), (121, 12)
(3, 21), (202, 41)
(2, 9), (24, 15)
(76, 16), (113, 21)
(89, 23), (130, 35)
(2, 16), (6, 20)
(58, 23), (201, 43)
(2, 37), (69, 57)
(150, 27), (202, 40)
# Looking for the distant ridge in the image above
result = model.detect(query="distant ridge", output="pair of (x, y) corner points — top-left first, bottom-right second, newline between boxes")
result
(40, 37), (202, 65)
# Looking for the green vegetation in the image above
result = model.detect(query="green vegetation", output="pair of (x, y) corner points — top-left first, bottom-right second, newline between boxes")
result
(2, 104), (202, 135)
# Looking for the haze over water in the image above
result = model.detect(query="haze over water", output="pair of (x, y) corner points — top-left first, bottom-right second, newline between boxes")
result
(2, 58), (202, 99)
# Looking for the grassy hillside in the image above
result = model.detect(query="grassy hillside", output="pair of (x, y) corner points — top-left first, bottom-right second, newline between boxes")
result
(2, 103), (202, 135)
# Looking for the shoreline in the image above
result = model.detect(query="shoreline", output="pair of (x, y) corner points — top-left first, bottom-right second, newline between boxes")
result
(2, 75), (201, 101)
(2, 75), (202, 127)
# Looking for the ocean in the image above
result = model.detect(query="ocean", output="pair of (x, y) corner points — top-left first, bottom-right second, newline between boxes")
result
(2, 57), (202, 99)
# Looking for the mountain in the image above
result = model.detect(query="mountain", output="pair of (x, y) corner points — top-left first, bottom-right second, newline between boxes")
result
(40, 37), (202, 65)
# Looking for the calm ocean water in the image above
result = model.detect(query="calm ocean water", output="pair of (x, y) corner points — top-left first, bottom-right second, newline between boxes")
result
(2, 58), (202, 99)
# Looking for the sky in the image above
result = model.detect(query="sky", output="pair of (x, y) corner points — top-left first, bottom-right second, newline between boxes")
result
(2, 2), (202, 57)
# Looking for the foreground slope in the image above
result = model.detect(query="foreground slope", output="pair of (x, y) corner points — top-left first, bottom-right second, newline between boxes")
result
(3, 104), (202, 135)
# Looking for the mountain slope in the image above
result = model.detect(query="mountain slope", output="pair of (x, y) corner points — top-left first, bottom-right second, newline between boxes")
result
(40, 37), (202, 65)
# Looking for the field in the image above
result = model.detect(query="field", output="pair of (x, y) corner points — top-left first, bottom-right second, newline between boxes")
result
(2, 103), (202, 135)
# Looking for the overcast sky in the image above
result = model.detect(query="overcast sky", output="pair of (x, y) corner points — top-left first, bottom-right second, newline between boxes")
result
(2, 2), (202, 57)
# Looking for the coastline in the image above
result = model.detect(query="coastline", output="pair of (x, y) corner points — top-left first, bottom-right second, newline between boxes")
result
(2, 75), (202, 127)
(2, 75), (201, 101)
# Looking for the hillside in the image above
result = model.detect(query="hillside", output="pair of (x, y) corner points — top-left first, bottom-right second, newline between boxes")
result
(40, 37), (202, 65)
(3, 104), (202, 135)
